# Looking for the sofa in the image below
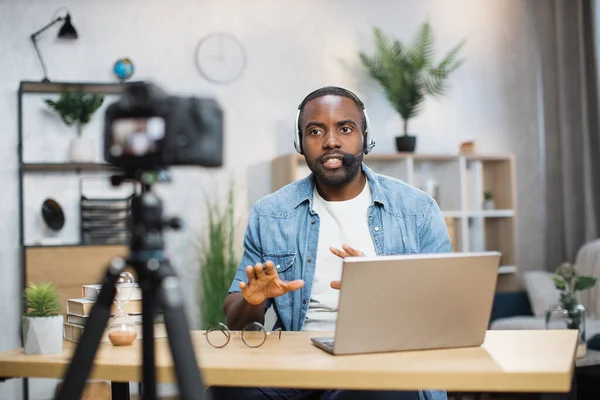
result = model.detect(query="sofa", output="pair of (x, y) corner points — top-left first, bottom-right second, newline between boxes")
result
(489, 238), (600, 341)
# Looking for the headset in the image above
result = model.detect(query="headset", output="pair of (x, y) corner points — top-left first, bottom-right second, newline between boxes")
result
(293, 87), (375, 155)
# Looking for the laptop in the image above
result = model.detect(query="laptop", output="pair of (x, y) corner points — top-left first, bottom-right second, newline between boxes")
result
(310, 251), (501, 355)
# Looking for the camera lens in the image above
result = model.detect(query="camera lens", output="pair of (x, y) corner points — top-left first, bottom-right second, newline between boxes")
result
(177, 135), (188, 146)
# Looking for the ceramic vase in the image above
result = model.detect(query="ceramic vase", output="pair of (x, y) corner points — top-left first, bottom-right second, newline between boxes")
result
(22, 315), (63, 355)
(68, 134), (95, 162)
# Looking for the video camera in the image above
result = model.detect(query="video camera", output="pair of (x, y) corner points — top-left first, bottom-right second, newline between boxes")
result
(103, 81), (224, 172)
(54, 82), (220, 400)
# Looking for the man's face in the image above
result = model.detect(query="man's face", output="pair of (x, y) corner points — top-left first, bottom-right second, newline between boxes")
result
(300, 95), (364, 186)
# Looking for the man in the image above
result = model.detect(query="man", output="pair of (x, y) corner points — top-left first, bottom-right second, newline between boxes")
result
(213, 86), (451, 400)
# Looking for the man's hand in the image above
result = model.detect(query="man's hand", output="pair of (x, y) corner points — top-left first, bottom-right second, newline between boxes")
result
(329, 244), (365, 259)
(330, 281), (342, 290)
(329, 244), (365, 290)
(239, 260), (304, 305)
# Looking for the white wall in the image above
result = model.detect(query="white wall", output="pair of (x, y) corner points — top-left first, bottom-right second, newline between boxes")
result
(0, 0), (542, 398)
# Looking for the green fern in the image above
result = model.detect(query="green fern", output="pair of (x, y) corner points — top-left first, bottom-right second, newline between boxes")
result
(359, 22), (465, 135)
(45, 91), (105, 136)
(24, 282), (61, 317)
(198, 182), (240, 329)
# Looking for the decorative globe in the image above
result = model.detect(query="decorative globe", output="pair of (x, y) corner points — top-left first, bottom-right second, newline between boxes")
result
(113, 58), (134, 81)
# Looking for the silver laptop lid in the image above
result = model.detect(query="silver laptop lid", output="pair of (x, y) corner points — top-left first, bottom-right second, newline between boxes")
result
(332, 252), (501, 355)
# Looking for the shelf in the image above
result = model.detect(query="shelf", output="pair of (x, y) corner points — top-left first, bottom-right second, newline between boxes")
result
(443, 210), (515, 218)
(285, 153), (514, 164)
(443, 210), (463, 218)
(21, 163), (119, 173)
(272, 152), (518, 281)
(467, 210), (515, 218)
(24, 242), (127, 249)
(368, 153), (513, 162)
(498, 265), (517, 274)
(19, 81), (123, 94)
(464, 154), (515, 162)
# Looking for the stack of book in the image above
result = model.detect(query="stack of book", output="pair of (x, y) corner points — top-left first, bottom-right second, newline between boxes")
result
(63, 283), (167, 343)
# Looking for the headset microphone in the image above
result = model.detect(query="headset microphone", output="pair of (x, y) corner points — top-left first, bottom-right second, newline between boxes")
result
(342, 142), (375, 166)
(342, 151), (363, 166)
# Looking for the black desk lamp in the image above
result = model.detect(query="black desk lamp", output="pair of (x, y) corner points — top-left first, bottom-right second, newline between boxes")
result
(30, 12), (78, 82)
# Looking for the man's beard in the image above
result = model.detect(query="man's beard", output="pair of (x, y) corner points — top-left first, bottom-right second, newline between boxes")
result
(306, 153), (362, 187)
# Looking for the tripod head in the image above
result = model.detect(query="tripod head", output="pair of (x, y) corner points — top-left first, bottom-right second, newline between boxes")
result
(111, 168), (183, 261)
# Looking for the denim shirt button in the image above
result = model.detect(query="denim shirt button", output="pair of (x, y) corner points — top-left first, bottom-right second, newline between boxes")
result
(374, 226), (380, 231)
(307, 258), (312, 263)
(311, 220), (315, 225)
(303, 299), (307, 305)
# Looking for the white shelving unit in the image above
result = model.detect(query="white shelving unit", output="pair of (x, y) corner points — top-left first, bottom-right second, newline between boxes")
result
(272, 153), (517, 275)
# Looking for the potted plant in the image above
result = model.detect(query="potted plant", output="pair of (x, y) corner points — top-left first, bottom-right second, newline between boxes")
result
(359, 22), (465, 152)
(22, 282), (63, 355)
(45, 91), (104, 162)
(198, 183), (240, 329)
(483, 191), (495, 210)
(546, 263), (597, 358)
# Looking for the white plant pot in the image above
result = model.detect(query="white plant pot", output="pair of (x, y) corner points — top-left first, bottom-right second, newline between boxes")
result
(22, 315), (63, 355)
(483, 199), (495, 210)
(69, 136), (95, 162)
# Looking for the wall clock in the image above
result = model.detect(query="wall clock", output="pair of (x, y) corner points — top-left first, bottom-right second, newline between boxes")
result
(195, 33), (246, 84)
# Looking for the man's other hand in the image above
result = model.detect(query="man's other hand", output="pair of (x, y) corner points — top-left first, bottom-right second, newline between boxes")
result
(329, 244), (365, 290)
(239, 261), (304, 305)
(329, 244), (365, 258)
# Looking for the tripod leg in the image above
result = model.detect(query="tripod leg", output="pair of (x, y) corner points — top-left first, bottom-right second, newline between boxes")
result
(54, 258), (126, 400)
(138, 260), (159, 400)
(157, 268), (209, 400)
(111, 382), (131, 400)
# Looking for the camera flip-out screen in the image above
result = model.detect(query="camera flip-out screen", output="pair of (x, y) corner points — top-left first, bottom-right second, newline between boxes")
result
(110, 117), (166, 157)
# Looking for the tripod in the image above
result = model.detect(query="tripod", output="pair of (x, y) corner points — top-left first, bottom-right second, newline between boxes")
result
(55, 171), (210, 400)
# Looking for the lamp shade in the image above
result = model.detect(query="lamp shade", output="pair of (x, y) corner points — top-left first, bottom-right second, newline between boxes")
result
(58, 14), (77, 39)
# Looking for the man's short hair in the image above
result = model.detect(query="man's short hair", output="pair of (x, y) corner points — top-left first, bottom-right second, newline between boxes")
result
(297, 86), (367, 133)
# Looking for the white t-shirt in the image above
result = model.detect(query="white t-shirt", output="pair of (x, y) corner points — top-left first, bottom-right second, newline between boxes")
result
(303, 181), (376, 331)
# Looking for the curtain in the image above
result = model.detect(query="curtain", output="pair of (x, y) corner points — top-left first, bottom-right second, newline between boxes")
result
(530, 0), (600, 270)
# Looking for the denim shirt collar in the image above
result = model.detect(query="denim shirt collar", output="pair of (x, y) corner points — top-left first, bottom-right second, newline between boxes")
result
(292, 163), (387, 211)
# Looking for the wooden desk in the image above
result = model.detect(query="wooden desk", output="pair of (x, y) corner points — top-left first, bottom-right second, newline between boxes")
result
(0, 330), (578, 395)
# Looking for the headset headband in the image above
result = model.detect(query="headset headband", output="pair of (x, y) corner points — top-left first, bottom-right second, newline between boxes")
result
(293, 88), (374, 155)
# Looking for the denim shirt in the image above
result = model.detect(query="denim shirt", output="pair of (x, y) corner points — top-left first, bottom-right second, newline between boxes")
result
(228, 164), (451, 400)
(229, 163), (451, 328)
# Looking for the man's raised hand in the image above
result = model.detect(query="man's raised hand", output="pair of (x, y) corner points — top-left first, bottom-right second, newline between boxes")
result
(329, 244), (365, 259)
(329, 244), (365, 291)
(239, 260), (304, 305)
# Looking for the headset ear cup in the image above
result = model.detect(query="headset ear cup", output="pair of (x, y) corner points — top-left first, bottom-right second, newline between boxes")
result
(294, 135), (302, 154)
(294, 109), (303, 154)
(363, 108), (374, 154)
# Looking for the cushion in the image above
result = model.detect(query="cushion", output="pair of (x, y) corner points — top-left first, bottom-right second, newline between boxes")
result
(489, 291), (533, 322)
(587, 334), (600, 350)
(490, 316), (600, 348)
(489, 316), (546, 330)
(522, 270), (560, 317)
(585, 319), (600, 339)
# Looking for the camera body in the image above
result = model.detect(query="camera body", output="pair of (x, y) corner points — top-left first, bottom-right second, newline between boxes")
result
(104, 81), (224, 171)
